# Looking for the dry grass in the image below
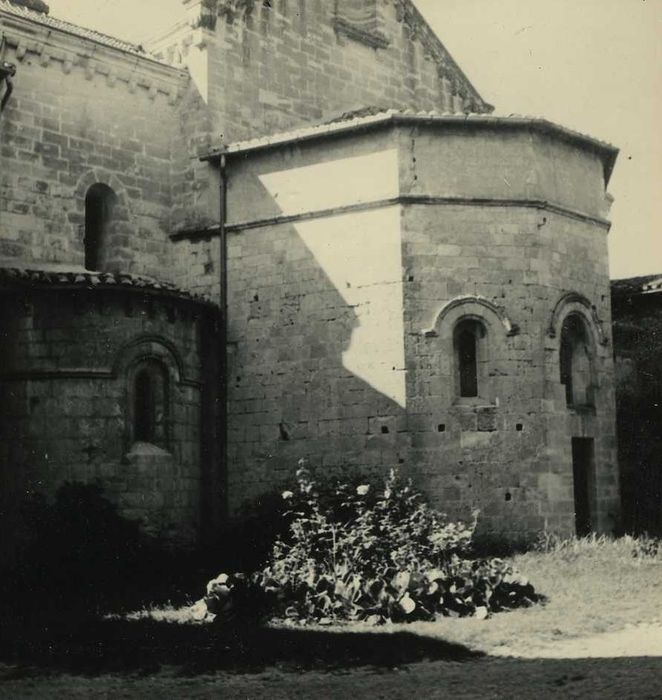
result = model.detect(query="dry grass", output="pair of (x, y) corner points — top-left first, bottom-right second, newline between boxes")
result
(2, 536), (661, 697)
(376, 534), (662, 654)
(122, 535), (662, 656)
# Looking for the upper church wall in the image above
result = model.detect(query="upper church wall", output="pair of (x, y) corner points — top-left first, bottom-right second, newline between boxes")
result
(157, 0), (493, 236)
(0, 3), (189, 277)
(153, 0), (491, 145)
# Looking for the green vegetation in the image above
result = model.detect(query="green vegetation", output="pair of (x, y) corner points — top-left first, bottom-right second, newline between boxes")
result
(249, 466), (538, 624)
(395, 533), (662, 655)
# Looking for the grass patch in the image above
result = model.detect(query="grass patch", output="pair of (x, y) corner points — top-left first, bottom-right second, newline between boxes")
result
(117, 535), (662, 659)
(4, 534), (659, 677)
(377, 534), (662, 654)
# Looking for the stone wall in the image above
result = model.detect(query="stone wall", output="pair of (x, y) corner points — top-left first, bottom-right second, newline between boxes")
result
(401, 124), (619, 538)
(221, 130), (406, 511)
(0, 278), (220, 555)
(217, 117), (620, 539)
(612, 282), (662, 535)
(204, 0), (488, 143)
(0, 10), (188, 278)
(156, 0), (491, 243)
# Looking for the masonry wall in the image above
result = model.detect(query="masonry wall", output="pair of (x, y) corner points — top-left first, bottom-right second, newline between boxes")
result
(403, 205), (618, 538)
(163, 0), (490, 248)
(612, 293), (662, 535)
(220, 122), (619, 539)
(0, 19), (187, 279)
(401, 126), (619, 538)
(222, 130), (407, 512)
(205, 0), (486, 144)
(0, 285), (216, 555)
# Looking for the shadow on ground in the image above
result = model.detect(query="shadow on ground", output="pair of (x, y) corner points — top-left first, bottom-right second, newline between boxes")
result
(0, 611), (482, 676)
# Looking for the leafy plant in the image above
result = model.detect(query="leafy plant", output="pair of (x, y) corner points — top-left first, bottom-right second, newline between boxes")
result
(8, 481), (195, 612)
(248, 465), (538, 625)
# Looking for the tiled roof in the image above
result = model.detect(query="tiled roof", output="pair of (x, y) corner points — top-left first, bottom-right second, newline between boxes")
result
(0, 266), (216, 306)
(0, 0), (166, 62)
(206, 108), (618, 182)
(611, 274), (662, 297)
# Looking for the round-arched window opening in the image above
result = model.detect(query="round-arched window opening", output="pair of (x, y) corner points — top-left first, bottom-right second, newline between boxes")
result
(453, 318), (487, 399)
(84, 183), (118, 271)
(560, 314), (595, 408)
(131, 360), (169, 447)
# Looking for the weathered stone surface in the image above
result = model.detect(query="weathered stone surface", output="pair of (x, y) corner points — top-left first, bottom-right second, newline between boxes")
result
(0, 284), (219, 555)
(0, 0), (620, 551)
(219, 121), (619, 539)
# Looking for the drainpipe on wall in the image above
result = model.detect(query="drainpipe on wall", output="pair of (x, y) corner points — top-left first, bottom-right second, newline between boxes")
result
(218, 153), (228, 524)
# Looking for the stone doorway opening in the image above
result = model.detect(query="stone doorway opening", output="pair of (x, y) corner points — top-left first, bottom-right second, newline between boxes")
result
(572, 437), (596, 536)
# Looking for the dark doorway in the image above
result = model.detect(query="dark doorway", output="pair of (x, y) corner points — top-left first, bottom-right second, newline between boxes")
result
(572, 437), (596, 536)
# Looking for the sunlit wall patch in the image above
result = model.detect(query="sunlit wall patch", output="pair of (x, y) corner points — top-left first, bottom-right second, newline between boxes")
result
(258, 149), (405, 407)
(258, 148), (399, 216)
(295, 207), (406, 407)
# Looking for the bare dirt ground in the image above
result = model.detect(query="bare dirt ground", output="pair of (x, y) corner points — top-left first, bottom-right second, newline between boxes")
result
(2, 623), (661, 699)
(493, 622), (662, 660)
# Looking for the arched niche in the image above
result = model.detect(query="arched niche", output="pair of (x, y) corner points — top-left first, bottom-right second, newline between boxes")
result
(546, 292), (611, 410)
(548, 292), (608, 347)
(84, 183), (118, 271)
(74, 170), (131, 272)
(113, 335), (185, 451)
(422, 296), (519, 405)
(560, 313), (595, 408)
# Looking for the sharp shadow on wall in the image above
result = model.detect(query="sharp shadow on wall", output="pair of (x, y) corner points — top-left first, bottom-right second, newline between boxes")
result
(225, 155), (409, 507)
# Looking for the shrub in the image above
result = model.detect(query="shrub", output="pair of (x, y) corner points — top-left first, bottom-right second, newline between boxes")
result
(8, 481), (194, 611)
(217, 491), (292, 572)
(250, 466), (538, 625)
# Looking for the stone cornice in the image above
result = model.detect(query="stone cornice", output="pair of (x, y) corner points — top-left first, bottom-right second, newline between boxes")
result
(0, 11), (189, 102)
(205, 111), (619, 186)
(170, 195), (612, 242)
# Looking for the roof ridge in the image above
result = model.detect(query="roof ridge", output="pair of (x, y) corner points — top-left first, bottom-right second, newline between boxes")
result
(0, 0), (171, 64)
(611, 274), (662, 298)
(0, 266), (216, 305)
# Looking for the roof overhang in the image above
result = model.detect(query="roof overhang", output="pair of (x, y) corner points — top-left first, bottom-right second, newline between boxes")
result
(203, 111), (619, 186)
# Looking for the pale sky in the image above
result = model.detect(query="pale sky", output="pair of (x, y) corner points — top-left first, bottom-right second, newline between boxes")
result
(46, 0), (661, 280)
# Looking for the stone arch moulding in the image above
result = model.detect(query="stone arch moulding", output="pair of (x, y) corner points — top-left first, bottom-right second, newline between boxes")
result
(74, 169), (132, 270)
(422, 296), (520, 339)
(112, 334), (193, 387)
(547, 292), (608, 347)
(74, 169), (131, 217)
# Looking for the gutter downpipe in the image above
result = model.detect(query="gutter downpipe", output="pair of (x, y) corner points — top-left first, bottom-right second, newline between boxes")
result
(218, 152), (228, 527)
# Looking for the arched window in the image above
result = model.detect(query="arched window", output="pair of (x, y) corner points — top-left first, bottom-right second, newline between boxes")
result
(84, 183), (117, 271)
(560, 314), (594, 407)
(131, 360), (169, 447)
(454, 319), (486, 399)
